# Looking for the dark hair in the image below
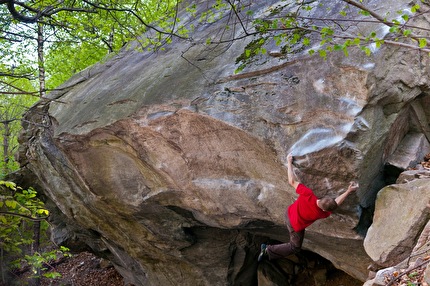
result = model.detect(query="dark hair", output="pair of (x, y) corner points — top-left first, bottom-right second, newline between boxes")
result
(319, 197), (338, 212)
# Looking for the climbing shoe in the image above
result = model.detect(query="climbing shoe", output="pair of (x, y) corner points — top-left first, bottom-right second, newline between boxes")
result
(258, 244), (267, 262)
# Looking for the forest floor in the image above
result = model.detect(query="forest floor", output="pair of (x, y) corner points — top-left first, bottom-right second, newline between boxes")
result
(9, 252), (130, 286)
(37, 252), (129, 286)
(13, 251), (362, 286)
(12, 250), (428, 285)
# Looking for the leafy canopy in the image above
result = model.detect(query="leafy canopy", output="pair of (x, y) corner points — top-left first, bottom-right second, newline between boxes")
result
(0, 0), (182, 94)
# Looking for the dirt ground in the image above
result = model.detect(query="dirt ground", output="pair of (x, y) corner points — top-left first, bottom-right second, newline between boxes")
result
(9, 252), (130, 286)
(31, 251), (362, 286)
(39, 252), (129, 286)
(9, 245), (424, 286)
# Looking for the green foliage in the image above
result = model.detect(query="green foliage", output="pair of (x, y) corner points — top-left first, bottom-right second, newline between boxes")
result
(235, 37), (268, 73)
(1, 0), (183, 90)
(21, 247), (71, 279)
(0, 181), (48, 251)
(0, 180), (70, 282)
(0, 93), (38, 177)
(229, 0), (430, 70)
(44, 39), (108, 90)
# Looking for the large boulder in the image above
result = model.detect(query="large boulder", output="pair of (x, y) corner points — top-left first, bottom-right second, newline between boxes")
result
(364, 198), (430, 286)
(16, 0), (430, 285)
(363, 179), (430, 267)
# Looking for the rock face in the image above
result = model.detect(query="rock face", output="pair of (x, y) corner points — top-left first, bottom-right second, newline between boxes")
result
(16, 0), (430, 285)
(364, 179), (430, 267)
(364, 196), (430, 286)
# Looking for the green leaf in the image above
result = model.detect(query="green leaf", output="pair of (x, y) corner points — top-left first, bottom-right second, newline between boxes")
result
(274, 35), (282, 46)
(43, 272), (62, 279)
(321, 27), (334, 37)
(37, 209), (49, 216)
(303, 37), (311, 46)
(0, 181), (16, 190)
(389, 26), (399, 33)
(359, 10), (370, 16)
(234, 66), (244, 74)
(318, 49), (327, 59)
(343, 47), (349, 57)
(411, 4), (420, 13)
(419, 38), (427, 48)
(363, 47), (372, 56)
(5, 200), (17, 209)
(375, 39), (384, 48)
(403, 29), (412, 36)
(352, 38), (361, 45)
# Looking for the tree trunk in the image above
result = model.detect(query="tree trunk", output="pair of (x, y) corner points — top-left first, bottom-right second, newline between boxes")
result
(37, 23), (46, 99)
(29, 221), (41, 286)
(2, 121), (10, 176)
(33, 22), (44, 285)
(0, 247), (5, 285)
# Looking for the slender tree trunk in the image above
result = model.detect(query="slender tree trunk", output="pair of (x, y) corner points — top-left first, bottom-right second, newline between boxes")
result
(26, 22), (45, 286)
(29, 221), (41, 286)
(30, 21), (45, 286)
(0, 247), (5, 285)
(2, 121), (10, 176)
(37, 22), (46, 99)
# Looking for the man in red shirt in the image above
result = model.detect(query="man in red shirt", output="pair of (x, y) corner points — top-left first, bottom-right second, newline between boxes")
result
(258, 153), (358, 261)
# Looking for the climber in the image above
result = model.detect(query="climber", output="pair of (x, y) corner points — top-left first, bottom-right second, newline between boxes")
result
(258, 153), (359, 262)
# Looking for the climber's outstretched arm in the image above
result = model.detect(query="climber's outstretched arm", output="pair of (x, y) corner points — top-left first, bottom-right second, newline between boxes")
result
(287, 153), (300, 189)
(335, 182), (359, 206)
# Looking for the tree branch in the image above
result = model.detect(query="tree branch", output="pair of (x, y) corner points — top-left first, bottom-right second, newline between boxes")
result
(225, 0), (250, 36)
(6, 0), (41, 23)
(81, 0), (188, 40)
(341, 0), (390, 25)
(5, 0), (96, 23)
(0, 211), (48, 221)
(0, 91), (39, 96)
(0, 28), (38, 41)
(0, 71), (36, 80)
(341, 0), (427, 45)
(386, 258), (430, 286)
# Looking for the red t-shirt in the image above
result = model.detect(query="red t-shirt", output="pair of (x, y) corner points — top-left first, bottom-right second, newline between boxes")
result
(287, 184), (331, 232)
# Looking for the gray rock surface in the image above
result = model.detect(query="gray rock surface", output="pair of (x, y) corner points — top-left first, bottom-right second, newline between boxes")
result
(386, 133), (430, 170)
(16, 0), (430, 285)
(397, 168), (430, 184)
(363, 179), (430, 267)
